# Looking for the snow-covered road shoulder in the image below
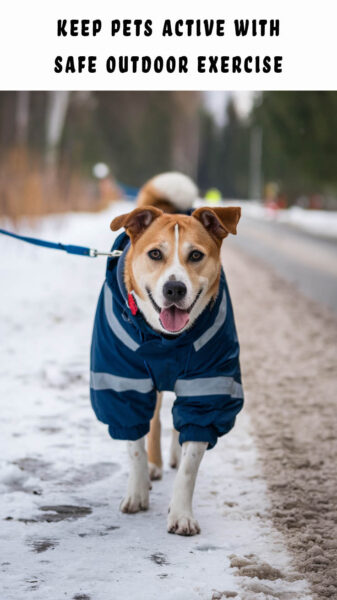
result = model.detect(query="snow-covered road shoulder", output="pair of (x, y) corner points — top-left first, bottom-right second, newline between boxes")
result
(236, 202), (337, 240)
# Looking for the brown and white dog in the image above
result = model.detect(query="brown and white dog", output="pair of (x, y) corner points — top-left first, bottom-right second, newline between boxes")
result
(109, 172), (241, 535)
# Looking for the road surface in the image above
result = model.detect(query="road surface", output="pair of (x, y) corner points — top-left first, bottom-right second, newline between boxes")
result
(229, 215), (337, 314)
(222, 239), (337, 600)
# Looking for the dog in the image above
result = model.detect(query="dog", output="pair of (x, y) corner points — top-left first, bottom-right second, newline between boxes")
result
(90, 172), (244, 536)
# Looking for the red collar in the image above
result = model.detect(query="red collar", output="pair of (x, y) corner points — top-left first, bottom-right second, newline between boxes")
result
(128, 293), (138, 316)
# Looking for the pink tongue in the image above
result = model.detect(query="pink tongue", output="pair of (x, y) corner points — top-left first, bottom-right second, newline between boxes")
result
(160, 306), (190, 332)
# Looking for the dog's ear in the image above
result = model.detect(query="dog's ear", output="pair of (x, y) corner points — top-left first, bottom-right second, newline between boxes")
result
(110, 206), (163, 241)
(192, 206), (241, 241)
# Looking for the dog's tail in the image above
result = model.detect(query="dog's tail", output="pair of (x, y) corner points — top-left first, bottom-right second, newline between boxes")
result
(137, 172), (198, 214)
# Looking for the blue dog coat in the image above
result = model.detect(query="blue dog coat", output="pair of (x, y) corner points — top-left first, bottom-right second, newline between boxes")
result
(90, 232), (244, 449)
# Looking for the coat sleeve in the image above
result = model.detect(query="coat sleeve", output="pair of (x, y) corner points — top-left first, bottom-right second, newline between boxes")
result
(172, 365), (243, 449)
(172, 288), (244, 449)
(90, 283), (157, 441)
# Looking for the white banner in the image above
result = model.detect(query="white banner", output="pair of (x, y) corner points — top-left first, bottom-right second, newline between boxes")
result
(0, 0), (335, 90)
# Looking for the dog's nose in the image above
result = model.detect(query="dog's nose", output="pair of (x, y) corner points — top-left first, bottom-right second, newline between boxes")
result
(163, 281), (187, 303)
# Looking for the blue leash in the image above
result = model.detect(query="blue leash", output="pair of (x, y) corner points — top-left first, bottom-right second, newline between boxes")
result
(0, 180), (139, 257)
(0, 228), (122, 259)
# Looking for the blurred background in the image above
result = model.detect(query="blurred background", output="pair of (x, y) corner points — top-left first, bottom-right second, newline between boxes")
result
(1, 91), (337, 217)
(1, 90), (337, 311)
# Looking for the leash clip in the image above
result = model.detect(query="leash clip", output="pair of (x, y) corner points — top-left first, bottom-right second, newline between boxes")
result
(89, 248), (123, 258)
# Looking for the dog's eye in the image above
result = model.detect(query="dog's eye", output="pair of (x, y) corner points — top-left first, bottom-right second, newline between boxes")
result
(148, 248), (163, 261)
(188, 250), (204, 262)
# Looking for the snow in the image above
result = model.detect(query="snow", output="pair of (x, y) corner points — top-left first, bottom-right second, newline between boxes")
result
(277, 206), (337, 239)
(0, 203), (311, 599)
(232, 202), (337, 240)
(194, 197), (337, 240)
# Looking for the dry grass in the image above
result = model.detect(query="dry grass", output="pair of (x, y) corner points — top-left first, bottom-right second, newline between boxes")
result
(0, 147), (120, 221)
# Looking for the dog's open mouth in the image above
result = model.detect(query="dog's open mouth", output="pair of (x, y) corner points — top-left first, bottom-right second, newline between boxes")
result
(159, 306), (190, 333)
(146, 288), (202, 333)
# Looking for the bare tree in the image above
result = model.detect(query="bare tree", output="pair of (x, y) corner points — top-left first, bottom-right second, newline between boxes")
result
(45, 91), (70, 167)
(16, 92), (30, 146)
(171, 92), (201, 178)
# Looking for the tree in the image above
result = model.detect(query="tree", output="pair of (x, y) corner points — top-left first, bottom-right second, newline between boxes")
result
(252, 92), (337, 200)
(197, 99), (250, 198)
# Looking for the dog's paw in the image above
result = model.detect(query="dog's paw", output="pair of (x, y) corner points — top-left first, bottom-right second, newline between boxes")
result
(120, 489), (149, 513)
(167, 511), (200, 536)
(148, 462), (163, 481)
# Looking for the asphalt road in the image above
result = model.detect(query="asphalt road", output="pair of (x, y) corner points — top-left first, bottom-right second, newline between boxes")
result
(228, 216), (337, 314)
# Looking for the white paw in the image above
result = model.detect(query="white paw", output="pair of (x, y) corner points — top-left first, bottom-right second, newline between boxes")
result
(148, 462), (163, 481)
(167, 510), (201, 536)
(120, 484), (149, 513)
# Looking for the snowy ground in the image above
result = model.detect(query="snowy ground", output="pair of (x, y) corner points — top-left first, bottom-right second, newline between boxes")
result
(1, 203), (311, 599)
(243, 203), (337, 239)
(197, 198), (337, 240)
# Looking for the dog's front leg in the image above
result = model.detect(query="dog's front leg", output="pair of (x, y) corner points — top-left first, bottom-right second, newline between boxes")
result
(120, 437), (150, 513)
(167, 441), (207, 535)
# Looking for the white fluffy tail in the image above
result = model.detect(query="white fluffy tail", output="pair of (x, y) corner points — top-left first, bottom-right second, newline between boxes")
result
(137, 172), (198, 213)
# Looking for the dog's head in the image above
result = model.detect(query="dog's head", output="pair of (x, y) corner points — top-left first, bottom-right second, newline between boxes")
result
(111, 206), (241, 335)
